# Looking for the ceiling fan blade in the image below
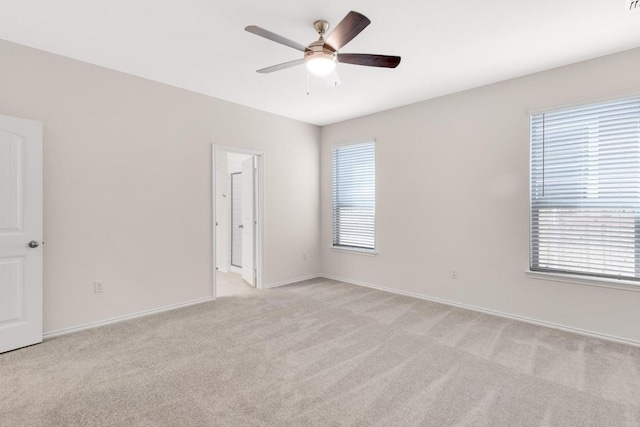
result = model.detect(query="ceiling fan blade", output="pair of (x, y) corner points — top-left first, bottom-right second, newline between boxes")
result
(245, 25), (307, 52)
(338, 53), (401, 68)
(256, 58), (305, 74)
(324, 11), (371, 51)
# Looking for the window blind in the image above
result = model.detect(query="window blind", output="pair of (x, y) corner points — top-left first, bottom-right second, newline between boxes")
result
(332, 142), (375, 250)
(530, 96), (640, 281)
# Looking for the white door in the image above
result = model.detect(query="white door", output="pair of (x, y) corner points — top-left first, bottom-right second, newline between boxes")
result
(0, 115), (43, 353)
(241, 157), (255, 286)
(230, 173), (243, 268)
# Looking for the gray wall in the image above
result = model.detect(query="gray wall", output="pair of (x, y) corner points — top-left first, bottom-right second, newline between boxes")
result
(3, 36), (639, 344)
(320, 47), (640, 343)
(0, 39), (320, 334)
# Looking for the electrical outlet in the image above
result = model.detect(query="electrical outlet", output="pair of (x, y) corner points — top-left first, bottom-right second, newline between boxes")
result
(94, 280), (105, 293)
(450, 269), (458, 279)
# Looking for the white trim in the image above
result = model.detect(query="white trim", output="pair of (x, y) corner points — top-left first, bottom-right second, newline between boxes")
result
(210, 143), (219, 299)
(330, 246), (377, 256)
(213, 144), (264, 157)
(330, 137), (376, 149)
(526, 270), (640, 293)
(528, 90), (640, 116)
(43, 297), (213, 339)
(263, 275), (321, 289)
(320, 274), (640, 348)
(211, 144), (265, 298)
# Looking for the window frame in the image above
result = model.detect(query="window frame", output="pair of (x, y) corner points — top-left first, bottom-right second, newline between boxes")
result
(528, 94), (640, 288)
(331, 140), (377, 254)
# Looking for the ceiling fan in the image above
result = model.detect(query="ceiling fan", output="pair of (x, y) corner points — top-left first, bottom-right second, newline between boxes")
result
(245, 11), (401, 77)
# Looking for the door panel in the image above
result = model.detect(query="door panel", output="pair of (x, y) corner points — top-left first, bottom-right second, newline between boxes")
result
(0, 132), (21, 231)
(0, 258), (22, 323)
(0, 115), (42, 353)
(241, 157), (255, 286)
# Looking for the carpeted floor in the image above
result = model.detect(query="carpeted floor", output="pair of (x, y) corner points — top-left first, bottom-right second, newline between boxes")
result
(2, 278), (640, 426)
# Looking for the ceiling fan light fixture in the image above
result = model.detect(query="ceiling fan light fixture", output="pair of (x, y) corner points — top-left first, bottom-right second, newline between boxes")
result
(305, 53), (336, 76)
(246, 11), (401, 76)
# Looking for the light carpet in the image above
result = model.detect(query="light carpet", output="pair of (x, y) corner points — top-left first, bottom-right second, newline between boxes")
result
(2, 278), (640, 426)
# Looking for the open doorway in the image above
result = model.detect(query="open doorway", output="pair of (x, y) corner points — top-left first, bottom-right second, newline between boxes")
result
(212, 145), (263, 298)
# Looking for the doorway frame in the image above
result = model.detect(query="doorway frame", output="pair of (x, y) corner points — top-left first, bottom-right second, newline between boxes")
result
(211, 144), (264, 298)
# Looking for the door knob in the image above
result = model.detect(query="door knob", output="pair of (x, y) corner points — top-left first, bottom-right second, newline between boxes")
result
(238, 224), (244, 229)
(28, 241), (39, 248)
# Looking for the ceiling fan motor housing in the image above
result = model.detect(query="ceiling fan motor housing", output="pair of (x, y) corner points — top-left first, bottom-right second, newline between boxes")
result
(305, 19), (336, 70)
(304, 20), (337, 75)
(305, 39), (336, 57)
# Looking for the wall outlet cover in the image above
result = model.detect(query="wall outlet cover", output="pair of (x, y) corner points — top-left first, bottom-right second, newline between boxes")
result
(95, 280), (105, 293)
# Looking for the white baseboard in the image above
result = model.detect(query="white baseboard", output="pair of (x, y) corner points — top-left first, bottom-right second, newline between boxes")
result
(42, 274), (640, 348)
(263, 274), (321, 289)
(320, 274), (640, 348)
(43, 296), (214, 339)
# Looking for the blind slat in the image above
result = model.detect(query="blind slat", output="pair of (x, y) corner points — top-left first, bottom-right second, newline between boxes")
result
(333, 142), (375, 250)
(530, 96), (640, 282)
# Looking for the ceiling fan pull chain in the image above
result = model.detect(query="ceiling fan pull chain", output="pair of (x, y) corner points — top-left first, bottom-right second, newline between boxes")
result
(306, 70), (310, 96)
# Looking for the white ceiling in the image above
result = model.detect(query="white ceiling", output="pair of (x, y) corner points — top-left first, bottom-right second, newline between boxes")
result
(0, 0), (639, 126)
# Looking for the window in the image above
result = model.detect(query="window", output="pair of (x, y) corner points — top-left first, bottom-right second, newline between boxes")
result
(530, 96), (640, 281)
(332, 142), (375, 251)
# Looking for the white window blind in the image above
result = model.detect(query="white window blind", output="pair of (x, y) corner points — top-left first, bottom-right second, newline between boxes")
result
(530, 96), (640, 281)
(332, 142), (375, 250)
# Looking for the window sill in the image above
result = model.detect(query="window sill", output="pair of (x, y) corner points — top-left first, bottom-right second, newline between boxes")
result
(525, 270), (640, 293)
(331, 246), (378, 256)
